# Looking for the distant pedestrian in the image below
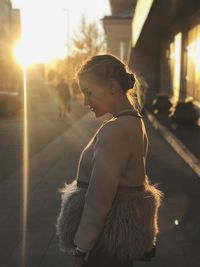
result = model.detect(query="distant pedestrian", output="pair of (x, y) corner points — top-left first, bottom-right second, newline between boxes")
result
(56, 54), (163, 267)
(72, 79), (81, 101)
(56, 78), (71, 118)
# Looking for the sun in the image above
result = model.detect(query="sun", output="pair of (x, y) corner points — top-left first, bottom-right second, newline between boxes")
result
(13, 1), (69, 67)
(13, 41), (29, 67)
(13, 40), (67, 67)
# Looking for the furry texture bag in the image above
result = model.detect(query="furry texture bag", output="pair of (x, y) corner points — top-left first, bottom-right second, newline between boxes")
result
(56, 180), (162, 261)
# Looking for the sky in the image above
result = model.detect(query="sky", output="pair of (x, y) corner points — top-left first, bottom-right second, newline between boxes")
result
(11, 0), (111, 64)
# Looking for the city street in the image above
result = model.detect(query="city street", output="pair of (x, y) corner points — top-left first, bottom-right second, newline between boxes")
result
(1, 0), (200, 266)
(0, 99), (200, 267)
(0, 96), (86, 182)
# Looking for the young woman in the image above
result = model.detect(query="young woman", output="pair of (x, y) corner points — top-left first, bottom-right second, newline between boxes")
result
(56, 54), (162, 267)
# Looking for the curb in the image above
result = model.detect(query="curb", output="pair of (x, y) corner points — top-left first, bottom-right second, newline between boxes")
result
(145, 109), (200, 177)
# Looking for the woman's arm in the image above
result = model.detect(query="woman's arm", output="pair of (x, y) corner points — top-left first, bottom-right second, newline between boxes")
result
(74, 121), (130, 252)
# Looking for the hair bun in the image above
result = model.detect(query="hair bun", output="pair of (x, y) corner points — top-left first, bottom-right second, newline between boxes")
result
(126, 73), (135, 89)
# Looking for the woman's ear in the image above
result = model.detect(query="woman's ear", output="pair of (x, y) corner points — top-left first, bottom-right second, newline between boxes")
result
(109, 78), (120, 95)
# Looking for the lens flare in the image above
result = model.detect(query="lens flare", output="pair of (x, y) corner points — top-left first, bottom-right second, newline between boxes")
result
(174, 219), (179, 226)
(21, 66), (29, 267)
(13, 42), (29, 67)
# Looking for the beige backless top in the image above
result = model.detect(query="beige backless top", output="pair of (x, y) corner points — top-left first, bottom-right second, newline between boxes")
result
(74, 110), (148, 252)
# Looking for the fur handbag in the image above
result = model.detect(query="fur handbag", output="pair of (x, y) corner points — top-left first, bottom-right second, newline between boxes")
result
(56, 180), (162, 261)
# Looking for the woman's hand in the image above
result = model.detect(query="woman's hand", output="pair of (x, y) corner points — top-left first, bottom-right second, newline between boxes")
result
(72, 246), (86, 267)
(74, 255), (85, 267)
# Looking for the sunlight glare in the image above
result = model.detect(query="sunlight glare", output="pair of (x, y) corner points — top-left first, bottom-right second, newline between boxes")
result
(14, 39), (67, 67)
(14, 41), (29, 67)
(15, 0), (68, 65)
(187, 37), (200, 72)
(173, 32), (182, 102)
(22, 65), (29, 267)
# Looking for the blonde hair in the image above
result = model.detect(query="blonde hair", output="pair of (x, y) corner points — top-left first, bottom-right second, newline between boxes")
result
(77, 54), (148, 111)
(77, 54), (135, 92)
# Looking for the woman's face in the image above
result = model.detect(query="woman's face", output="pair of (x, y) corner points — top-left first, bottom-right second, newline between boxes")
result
(79, 75), (114, 117)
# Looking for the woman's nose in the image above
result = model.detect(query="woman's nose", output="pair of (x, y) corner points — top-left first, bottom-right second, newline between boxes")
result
(84, 97), (89, 106)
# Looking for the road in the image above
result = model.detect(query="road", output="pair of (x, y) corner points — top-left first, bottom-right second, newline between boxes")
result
(0, 95), (85, 182)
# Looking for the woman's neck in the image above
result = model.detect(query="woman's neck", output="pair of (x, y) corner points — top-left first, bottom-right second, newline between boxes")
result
(110, 97), (134, 117)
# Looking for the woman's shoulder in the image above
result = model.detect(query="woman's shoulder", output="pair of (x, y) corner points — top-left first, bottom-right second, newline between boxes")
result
(97, 118), (127, 141)
(97, 115), (146, 144)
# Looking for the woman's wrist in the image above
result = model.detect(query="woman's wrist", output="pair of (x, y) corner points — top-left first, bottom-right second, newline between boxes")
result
(73, 246), (87, 257)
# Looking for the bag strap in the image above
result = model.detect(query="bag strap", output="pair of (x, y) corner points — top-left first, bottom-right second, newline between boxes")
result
(77, 180), (145, 193)
(115, 110), (142, 119)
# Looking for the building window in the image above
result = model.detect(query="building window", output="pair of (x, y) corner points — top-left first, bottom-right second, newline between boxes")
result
(168, 32), (182, 102)
(119, 40), (127, 62)
(186, 24), (200, 102)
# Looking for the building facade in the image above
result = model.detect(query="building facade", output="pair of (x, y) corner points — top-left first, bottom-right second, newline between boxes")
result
(0, 0), (21, 91)
(129, 0), (200, 106)
(11, 8), (21, 43)
(102, 0), (136, 62)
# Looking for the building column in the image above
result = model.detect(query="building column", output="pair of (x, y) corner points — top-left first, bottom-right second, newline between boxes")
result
(179, 27), (188, 101)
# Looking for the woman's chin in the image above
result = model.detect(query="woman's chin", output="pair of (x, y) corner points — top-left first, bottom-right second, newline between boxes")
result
(93, 111), (99, 117)
(94, 111), (106, 118)
(91, 108), (106, 118)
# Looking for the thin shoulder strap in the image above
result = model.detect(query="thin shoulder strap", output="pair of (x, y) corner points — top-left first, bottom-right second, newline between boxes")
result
(115, 111), (142, 119)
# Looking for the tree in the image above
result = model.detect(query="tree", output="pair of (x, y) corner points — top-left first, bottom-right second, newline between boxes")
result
(72, 15), (106, 59)
(48, 15), (106, 86)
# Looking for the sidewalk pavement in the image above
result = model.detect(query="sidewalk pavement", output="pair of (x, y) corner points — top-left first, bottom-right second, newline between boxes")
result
(145, 109), (200, 177)
(0, 103), (200, 267)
